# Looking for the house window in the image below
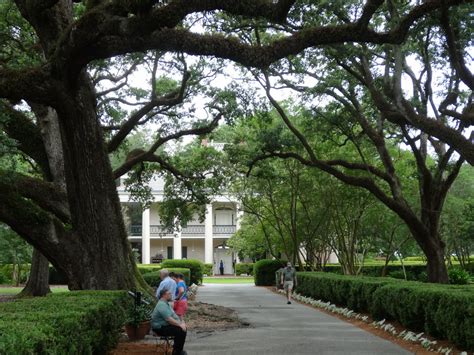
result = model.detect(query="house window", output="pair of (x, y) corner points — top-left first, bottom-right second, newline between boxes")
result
(182, 246), (188, 259)
(167, 246), (173, 260)
(214, 207), (234, 225)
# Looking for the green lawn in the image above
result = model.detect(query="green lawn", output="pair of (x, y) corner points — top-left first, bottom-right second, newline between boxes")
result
(203, 277), (254, 284)
(0, 286), (69, 295)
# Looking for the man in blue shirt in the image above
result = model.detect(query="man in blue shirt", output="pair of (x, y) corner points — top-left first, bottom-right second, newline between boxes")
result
(156, 269), (177, 301)
(152, 288), (187, 355)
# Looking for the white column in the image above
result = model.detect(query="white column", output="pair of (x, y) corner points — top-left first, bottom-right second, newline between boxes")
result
(235, 202), (243, 230)
(235, 203), (243, 264)
(204, 203), (213, 264)
(173, 226), (182, 260)
(141, 208), (151, 264)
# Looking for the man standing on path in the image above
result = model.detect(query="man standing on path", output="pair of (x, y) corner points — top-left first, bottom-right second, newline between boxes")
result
(281, 262), (297, 304)
(219, 260), (224, 275)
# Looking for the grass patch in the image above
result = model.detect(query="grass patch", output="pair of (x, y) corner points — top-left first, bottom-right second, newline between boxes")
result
(203, 277), (254, 284)
(0, 286), (69, 295)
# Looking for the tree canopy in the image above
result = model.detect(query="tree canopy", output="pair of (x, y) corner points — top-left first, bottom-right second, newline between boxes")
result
(0, 0), (472, 288)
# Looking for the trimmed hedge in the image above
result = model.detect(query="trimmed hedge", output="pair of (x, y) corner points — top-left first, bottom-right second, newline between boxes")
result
(322, 264), (474, 283)
(254, 259), (285, 286)
(371, 283), (474, 349)
(203, 263), (213, 276)
(236, 263), (254, 276)
(161, 259), (204, 285)
(137, 265), (162, 275)
(142, 268), (191, 288)
(465, 263), (474, 275)
(297, 272), (474, 350)
(0, 291), (128, 354)
(322, 264), (429, 279)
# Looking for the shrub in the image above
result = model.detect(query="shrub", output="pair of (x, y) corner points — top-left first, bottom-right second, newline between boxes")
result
(371, 283), (474, 349)
(0, 291), (128, 354)
(323, 264), (428, 280)
(417, 271), (428, 283)
(137, 265), (162, 275)
(465, 263), (474, 275)
(448, 267), (471, 285)
(388, 270), (417, 281)
(297, 272), (474, 350)
(297, 272), (395, 312)
(203, 263), (213, 276)
(403, 256), (426, 262)
(236, 263), (254, 276)
(254, 259), (285, 286)
(161, 259), (204, 285)
(142, 268), (191, 288)
(0, 264), (30, 284)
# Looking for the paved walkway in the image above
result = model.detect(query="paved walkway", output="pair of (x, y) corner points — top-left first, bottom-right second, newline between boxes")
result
(186, 284), (410, 355)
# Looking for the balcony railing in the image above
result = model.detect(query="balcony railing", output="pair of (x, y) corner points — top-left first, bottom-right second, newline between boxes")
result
(150, 225), (174, 236)
(213, 225), (236, 235)
(129, 225), (142, 236)
(182, 225), (205, 234)
(129, 224), (237, 236)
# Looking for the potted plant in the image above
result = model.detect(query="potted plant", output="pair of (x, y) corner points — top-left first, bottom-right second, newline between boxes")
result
(125, 302), (152, 341)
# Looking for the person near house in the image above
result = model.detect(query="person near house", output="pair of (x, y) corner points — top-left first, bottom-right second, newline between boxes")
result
(281, 262), (297, 304)
(152, 288), (187, 355)
(219, 260), (224, 275)
(172, 273), (188, 321)
(156, 269), (177, 302)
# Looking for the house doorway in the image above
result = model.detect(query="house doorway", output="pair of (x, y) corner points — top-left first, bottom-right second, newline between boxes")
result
(214, 247), (233, 275)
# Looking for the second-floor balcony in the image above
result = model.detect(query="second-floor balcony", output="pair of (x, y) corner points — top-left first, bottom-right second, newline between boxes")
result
(128, 224), (237, 236)
(129, 225), (142, 236)
(213, 225), (236, 234)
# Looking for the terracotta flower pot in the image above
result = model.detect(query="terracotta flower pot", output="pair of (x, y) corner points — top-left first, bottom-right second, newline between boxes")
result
(125, 320), (151, 341)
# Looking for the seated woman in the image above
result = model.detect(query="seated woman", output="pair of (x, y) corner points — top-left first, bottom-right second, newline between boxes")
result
(151, 288), (187, 355)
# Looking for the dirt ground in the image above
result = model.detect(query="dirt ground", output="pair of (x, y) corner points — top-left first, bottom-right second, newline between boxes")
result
(185, 300), (244, 332)
(110, 301), (243, 355)
(0, 295), (13, 303)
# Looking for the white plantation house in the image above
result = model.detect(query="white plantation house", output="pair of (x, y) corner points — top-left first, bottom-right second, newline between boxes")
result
(118, 140), (337, 274)
(117, 175), (242, 275)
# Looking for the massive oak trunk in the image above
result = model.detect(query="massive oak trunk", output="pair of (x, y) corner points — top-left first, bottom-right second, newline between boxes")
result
(404, 193), (449, 284)
(1, 0), (147, 289)
(50, 73), (140, 290)
(19, 248), (51, 297)
(409, 226), (448, 283)
(424, 239), (449, 284)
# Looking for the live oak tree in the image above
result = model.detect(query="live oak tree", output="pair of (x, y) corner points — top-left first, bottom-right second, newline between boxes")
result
(243, 3), (472, 282)
(0, 0), (472, 288)
(218, 114), (411, 275)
